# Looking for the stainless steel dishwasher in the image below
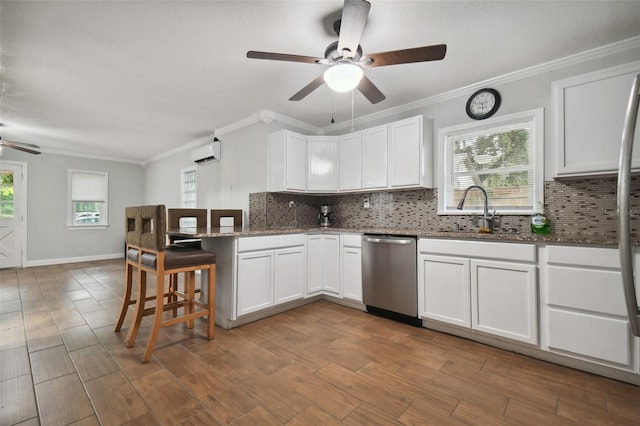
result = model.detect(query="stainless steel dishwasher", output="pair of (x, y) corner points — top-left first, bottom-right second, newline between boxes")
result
(362, 234), (420, 326)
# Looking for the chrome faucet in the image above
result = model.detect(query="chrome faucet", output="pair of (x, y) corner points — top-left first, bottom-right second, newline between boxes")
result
(457, 185), (496, 232)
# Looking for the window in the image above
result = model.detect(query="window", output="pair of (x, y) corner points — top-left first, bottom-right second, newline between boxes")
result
(438, 108), (543, 215)
(0, 170), (14, 218)
(180, 167), (197, 227)
(69, 170), (108, 227)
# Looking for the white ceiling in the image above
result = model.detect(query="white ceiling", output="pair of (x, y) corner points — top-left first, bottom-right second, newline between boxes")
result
(1, 0), (639, 163)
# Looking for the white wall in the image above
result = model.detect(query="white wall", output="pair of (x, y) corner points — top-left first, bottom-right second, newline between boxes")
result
(0, 149), (144, 265)
(144, 120), (306, 225)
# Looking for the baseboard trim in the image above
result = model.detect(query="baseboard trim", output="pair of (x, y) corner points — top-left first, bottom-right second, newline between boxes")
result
(24, 253), (123, 268)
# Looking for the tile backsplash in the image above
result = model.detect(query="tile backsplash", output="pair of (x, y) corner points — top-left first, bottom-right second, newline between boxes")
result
(250, 176), (640, 240)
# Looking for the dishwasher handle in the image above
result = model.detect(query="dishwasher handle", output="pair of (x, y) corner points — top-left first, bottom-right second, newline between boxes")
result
(363, 236), (414, 245)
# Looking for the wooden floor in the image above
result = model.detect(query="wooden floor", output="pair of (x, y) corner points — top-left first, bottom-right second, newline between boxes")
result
(2, 259), (640, 425)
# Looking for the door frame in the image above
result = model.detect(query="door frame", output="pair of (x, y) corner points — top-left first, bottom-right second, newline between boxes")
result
(0, 160), (28, 268)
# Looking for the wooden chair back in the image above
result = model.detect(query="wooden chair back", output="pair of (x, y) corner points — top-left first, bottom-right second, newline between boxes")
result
(210, 209), (243, 227)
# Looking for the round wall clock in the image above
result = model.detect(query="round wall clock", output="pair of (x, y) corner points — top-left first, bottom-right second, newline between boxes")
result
(466, 88), (501, 120)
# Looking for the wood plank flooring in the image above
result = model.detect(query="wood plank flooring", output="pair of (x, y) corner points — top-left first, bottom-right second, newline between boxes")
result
(1, 259), (640, 425)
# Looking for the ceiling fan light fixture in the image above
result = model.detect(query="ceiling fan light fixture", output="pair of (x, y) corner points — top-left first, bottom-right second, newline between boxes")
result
(324, 63), (363, 92)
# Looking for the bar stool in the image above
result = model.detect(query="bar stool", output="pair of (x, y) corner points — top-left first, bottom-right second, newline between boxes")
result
(210, 209), (243, 227)
(114, 205), (216, 363)
(167, 208), (207, 246)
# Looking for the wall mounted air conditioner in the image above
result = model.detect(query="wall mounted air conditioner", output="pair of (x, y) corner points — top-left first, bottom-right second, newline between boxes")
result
(191, 138), (221, 164)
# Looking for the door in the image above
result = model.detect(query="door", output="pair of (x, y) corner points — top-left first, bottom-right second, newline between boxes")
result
(389, 116), (422, 187)
(0, 162), (24, 269)
(322, 235), (340, 294)
(339, 132), (362, 191)
(237, 250), (274, 316)
(341, 246), (362, 302)
(306, 235), (324, 294)
(307, 136), (338, 192)
(361, 126), (388, 189)
(274, 247), (305, 304)
(419, 255), (471, 327)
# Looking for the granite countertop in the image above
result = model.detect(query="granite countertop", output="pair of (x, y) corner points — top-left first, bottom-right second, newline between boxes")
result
(168, 226), (622, 246)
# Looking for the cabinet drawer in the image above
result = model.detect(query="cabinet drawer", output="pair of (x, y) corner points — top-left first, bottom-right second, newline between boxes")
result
(341, 234), (362, 247)
(238, 234), (305, 252)
(548, 308), (631, 366)
(419, 239), (536, 263)
(548, 266), (626, 315)
(547, 245), (619, 268)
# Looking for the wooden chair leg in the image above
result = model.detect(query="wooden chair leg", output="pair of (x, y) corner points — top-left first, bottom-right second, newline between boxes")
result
(207, 264), (216, 340)
(114, 262), (134, 332)
(169, 273), (178, 317)
(186, 271), (195, 329)
(142, 271), (166, 363)
(125, 268), (147, 348)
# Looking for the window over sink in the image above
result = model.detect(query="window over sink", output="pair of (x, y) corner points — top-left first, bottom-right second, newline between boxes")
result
(438, 108), (543, 215)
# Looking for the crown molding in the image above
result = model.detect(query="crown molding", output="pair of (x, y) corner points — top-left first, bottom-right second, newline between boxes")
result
(40, 147), (146, 166)
(322, 35), (640, 133)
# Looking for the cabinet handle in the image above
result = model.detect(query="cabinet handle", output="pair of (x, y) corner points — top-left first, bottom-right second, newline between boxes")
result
(617, 73), (640, 337)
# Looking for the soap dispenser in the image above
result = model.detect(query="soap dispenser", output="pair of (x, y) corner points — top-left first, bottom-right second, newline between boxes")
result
(531, 201), (550, 234)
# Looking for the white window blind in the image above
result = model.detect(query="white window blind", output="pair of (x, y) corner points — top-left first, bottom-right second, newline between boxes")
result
(71, 171), (107, 201)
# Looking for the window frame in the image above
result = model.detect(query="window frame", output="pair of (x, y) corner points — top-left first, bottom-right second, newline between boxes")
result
(180, 166), (197, 209)
(68, 169), (109, 229)
(437, 108), (544, 216)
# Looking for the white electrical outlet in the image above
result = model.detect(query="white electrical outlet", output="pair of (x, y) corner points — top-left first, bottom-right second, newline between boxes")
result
(363, 198), (370, 208)
(289, 201), (295, 208)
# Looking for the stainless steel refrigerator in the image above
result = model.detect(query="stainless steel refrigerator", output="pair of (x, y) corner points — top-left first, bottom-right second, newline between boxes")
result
(617, 73), (640, 337)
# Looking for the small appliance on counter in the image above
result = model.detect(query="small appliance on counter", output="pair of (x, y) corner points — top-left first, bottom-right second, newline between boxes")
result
(318, 204), (333, 227)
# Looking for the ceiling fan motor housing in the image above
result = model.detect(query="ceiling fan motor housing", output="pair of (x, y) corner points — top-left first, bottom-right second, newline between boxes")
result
(324, 41), (363, 62)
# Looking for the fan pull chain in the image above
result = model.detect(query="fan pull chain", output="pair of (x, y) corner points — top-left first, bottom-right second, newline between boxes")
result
(331, 92), (335, 124)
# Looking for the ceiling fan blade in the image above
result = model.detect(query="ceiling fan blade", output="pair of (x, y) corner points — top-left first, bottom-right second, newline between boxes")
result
(0, 137), (40, 149)
(247, 51), (325, 64)
(365, 44), (447, 67)
(337, 0), (371, 58)
(357, 75), (385, 104)
(289, 74), (326, 101)
(0, 141), (41, 155)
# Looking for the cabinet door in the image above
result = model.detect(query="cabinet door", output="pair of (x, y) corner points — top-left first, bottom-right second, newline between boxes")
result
(308, 136), (338, 192)
(341, 246), (362, 302)
(286, 131), (307, 190)
(237, 251), (274, 316)
(361, 126), (388, 189)
(322, 235), (341, 294)
(553, 63), (640, 177)
(306, 235), (324, 294)
(471, 260), (538, 344)
(339, 132), (363, 191)
(419, 255), (471, 327)
(274, 247), (305, 305)
(389, 116), (422, 187)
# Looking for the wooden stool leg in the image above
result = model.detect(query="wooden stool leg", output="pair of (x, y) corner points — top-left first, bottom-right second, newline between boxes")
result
(142, 271), (166, 363)
(114, 262), (134, 331)
(169, 273), (178, 317)
(207, 264), (216, 340)
(186, 271), (195, 329)
(125, 268), (147, 347)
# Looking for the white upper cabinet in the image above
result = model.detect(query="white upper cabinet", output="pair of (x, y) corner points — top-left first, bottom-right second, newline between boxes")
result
(268, 130), (307, 192)
(339, 132), (363, 191)
(361, 125), (389, 189)
(553, 61), (640, 178)
(307, 136), (338, 192)
(268, 114), (432, 193)
(388, 115), (425, 187)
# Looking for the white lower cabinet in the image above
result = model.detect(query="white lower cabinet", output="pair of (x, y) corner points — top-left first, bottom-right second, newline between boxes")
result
(419, 255), (470, 327)
(471, 260), (538, 344)
(341, 234), (362, 302)
(307, 234), (340, 296)
(543, 245), (634, 369)
(274, 247), (305, 304)
(236, 234), (305, 317)
(418, 239), (538, 345)
(237, 250), (274, 316)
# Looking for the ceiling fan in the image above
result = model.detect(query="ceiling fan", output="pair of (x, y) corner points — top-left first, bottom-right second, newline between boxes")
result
(247, 0), (446, 104)
(0, 137), (41, 155)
